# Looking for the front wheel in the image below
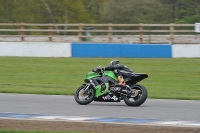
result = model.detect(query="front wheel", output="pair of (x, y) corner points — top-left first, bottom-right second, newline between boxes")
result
(124, 84), (148, 106)
(74, 84), (95, 105)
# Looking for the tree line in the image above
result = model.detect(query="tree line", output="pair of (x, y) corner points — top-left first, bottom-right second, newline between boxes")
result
(0, 0), (200, 24)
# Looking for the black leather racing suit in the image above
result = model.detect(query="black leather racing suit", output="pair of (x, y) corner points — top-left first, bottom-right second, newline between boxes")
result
(104, 64), (135, 79)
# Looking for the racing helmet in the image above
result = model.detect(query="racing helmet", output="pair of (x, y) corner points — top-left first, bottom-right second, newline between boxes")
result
(109, 60), (120, 66)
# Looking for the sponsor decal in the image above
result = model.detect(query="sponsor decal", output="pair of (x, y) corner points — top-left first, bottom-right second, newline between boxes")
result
(111, 96), (118, 101)
(102, 95), (118, 101)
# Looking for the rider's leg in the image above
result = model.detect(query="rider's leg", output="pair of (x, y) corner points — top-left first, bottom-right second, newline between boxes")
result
(114, 71), (126, 87)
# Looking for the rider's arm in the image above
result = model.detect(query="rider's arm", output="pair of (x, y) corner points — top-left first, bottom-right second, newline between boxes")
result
(103, 64), (123, 71)
(103, 66), (115, 71)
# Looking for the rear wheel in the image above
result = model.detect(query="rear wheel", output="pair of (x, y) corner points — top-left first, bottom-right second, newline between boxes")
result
(124, 84), (147, 106)
(74, 84), (95, 105)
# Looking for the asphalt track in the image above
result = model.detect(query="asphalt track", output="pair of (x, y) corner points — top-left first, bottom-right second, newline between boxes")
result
(0, 93), (200, 123)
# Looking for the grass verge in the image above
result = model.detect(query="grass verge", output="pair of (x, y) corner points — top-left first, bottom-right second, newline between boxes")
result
(0, 57), (199, 100)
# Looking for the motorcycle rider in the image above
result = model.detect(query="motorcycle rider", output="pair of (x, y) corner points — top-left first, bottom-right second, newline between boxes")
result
(102, 60), (135, 92)
(92, 60), (135, 93)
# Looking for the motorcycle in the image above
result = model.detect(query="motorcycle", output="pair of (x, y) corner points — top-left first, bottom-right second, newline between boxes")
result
(74, 67), (148, 106)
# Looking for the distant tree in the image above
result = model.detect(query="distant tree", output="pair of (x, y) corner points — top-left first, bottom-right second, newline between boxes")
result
(99, 0), (171, 24)
(1, 0), (200, 25)
(175, 0), (200, 23)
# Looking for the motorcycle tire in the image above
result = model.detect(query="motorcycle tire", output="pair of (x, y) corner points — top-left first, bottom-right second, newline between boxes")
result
(74, 84), (95, 105)
(124, 84), (148, 106)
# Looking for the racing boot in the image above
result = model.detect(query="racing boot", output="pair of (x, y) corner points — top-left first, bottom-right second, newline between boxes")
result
(118, 76), (126, 86)
(117, 76), (126, 92)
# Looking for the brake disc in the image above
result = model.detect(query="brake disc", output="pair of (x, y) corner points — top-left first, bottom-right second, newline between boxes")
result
(130, 89), (138, 98)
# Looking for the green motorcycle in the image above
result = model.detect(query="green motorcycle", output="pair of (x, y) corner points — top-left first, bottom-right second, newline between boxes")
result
(74, 67), (148, 106)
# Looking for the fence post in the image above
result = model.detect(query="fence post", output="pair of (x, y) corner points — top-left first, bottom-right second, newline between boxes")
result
(139, 23), (143, 43)
(170, 23), (174, 44)
(48, 23), (53, 41)
(108, 23), (113, 42)
(20, 23), (24, 41)
(78, 23), (83, 42)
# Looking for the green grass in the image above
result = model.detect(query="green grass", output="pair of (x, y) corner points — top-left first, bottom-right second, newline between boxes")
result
(0, 57), (200, 100)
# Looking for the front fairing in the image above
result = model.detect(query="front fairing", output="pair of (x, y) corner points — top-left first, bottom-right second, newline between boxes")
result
(84, 71), (101, 83)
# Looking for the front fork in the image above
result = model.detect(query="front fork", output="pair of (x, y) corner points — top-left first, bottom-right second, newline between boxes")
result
(82, 83), (91, 95)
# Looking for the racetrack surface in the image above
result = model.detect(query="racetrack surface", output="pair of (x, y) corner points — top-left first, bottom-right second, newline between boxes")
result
(0, 93), (200, 122)
(0, 93), (200, 121)
(1, 93), (200, 133)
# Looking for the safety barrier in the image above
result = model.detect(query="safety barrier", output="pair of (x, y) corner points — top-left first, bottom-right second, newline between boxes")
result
(0, 42), (199, 58)
(72, 43), (172, 58)
(0, 42), (71, 57)
(172, 44), (200, 58)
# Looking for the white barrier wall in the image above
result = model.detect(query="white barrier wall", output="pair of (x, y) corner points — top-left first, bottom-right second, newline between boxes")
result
(0, 42), (71, 57)
(172, 44), (200, 58)
(0, 42), (200, 58)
